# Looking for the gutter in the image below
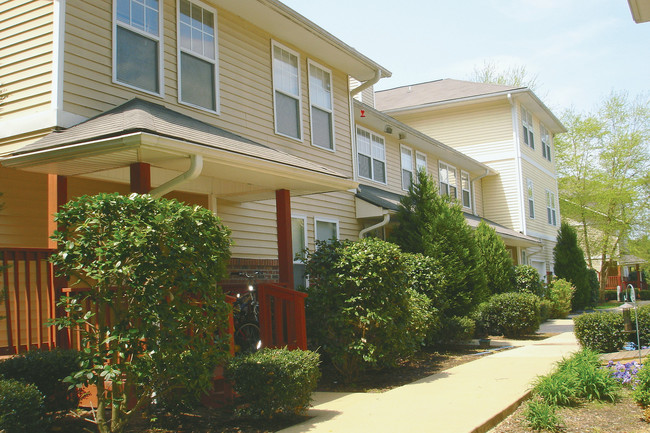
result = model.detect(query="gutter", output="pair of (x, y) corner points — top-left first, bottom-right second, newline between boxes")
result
(149, 154), (203, 198)
(350, 69), (382, 97)
(359, 213), (390, 238)
(470, 168), (490, 216)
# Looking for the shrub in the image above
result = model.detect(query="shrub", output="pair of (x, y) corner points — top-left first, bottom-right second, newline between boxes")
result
(0, 349), (80, 413)
(523, 399), (564, 432)
(475, 292), (541, 338)
(0, 379), (47, 433)
(403, 253), (443, 338)
(435, 316), (476, 345)
(547, 278), (575, 319)
(632, 357), (650, 407)
(573, 312), (627, 353)
(533, 370), (578, 406)
(304, 238), (433, 381)
(474, 221), (515, 295)
(553, 222), (591, 310)
(226, 348), (320, 419)
(539, 299), (552, 322)
(514, 265), (544, 297)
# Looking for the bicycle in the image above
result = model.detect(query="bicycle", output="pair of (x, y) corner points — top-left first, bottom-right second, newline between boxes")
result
(231, 271), (263, 354)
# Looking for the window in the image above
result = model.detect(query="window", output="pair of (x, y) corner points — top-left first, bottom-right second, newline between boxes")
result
(541, 124), (551, 161)
(272, 41), (302, 140)
(356, 128), (386, 183)
(114, 0), (162, 94)
(401, 145), (414, 190)
(527, 179), (535, 219)
(416, 152), (427, 175)
(461, 171), (471, 209)
(546, 190), (557, 226)
(177, 0), (218, 111)
(439, 161), (457, 199)
(521, 107), (534, 149)
(291, 216), (307, 289)
(315, 218), (339, 244)
(308, 61), (334, 150)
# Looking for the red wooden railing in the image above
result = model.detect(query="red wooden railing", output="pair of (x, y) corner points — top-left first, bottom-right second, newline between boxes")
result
(0, 248), (58, 355)
(606, 275), (647, 291)
(257, 283), (307, 350)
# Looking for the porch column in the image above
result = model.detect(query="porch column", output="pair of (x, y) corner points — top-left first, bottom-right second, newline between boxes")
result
(275, 189), (294, 289)
(130, 162), (151, 193)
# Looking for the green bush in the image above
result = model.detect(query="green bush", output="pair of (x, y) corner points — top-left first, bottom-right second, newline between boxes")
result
(514, 265), (544, 297)
(0, 379), (47, 433)
(539, 299), (552, 322)
(475, 292), (541, 338)
(0, 349), (80, 413)
(553, 222), (591, 310)
(547, 278), (575, 319)
(226, 348), (320, 419)
(532, 370), (579, 406)
(436, 316), (475, 344)
(403, 253), (442, 339)
(632, 356), (650, 407)
(304, 238), (433, 381)
(523, 399), (564, 432)
(573, 312), (627, 353)
(474, 221), (515, 295)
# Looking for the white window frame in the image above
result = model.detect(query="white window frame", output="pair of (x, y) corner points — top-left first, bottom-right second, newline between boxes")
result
(314, 217), (340, 245)
(356, 126), (386, 184)
(291, 215), (308, 289)
(546, 190), (557, 226)
(416, 151), (427, 175)
(400, 145), (414, 191)
(271, 40), (302, 141)
(461, 170), (471, 210)
(521, 106), (534, 149)
(113, 0), (164, 96)
(527, 178), (535, 219)
(308, 59), (335, 151)
(439, 161), (458, 199)
(541, 124), (551, 161)
(176, 0), (219, 113)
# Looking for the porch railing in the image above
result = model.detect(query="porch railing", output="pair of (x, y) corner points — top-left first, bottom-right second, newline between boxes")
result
(606, 275), (648, 291)
(258, 283), (307, 350)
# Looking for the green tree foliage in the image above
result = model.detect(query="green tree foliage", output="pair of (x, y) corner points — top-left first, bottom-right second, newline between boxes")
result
(475, 220), (515, 295)
(390, 170), (488, 317)
(553, 222), (591, 310)
(514, 265), (544, 297)
(50, 193), (232, 433)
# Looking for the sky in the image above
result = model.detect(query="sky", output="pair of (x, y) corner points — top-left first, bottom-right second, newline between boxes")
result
(281, 0), (650, 115)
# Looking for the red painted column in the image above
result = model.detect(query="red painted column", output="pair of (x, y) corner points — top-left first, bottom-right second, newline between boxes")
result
(130, 162), (151, 193)
(275, 189), (294, 289)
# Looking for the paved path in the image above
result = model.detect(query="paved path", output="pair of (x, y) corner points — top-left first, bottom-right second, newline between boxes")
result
(279, 319), (579, 433)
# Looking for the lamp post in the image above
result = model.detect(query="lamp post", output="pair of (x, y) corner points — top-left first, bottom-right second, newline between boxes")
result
(622, 284), (642, 364)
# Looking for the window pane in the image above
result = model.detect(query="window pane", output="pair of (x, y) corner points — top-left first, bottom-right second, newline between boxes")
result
(116, 26), (159, 93)
(180, 52), (215, 110)
(373, 160), (386, 183)
(293, 263), (307, 289)
(145, 6), (158, 35)
(450, 185), (457, 199)
(309, 65), (331, 110)
(372, 136), (385, 160)
(416, 154), (427, 173)
(529, 200), (535, 218)
(357, 129), (371, 155)
(312, 107), (333, 149)
(273, 46), (298, 96)
(358, 154), (371, 178)
(316, 221), (337, 243)
(463, 190), (471, 208)
(402, 169), (412, 189)
(117, 0), (130, 24)
(132, 1), (145, 30)
(291, 218), (306, 261)
(276, 91), (300, 138)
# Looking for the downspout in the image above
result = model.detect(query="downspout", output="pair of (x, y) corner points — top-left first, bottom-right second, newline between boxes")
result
(149, 154), (203, 198)
(350, 69), (382, 97)
(359, 213), (390, 238)
(508, 93), (528, 236)
(470, 168), (490, 216)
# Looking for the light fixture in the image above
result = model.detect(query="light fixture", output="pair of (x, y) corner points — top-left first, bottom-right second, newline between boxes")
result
(399, 132), (406, 140)
(384, 125), (393, 134)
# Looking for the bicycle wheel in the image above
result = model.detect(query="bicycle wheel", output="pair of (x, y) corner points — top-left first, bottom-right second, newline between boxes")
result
(235, 322), (261, 354)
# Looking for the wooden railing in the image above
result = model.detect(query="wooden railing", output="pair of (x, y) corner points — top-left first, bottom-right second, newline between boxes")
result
(0, 248), (58, 355)
(606, 275), (648, 291)
(257, 283), (307, 350)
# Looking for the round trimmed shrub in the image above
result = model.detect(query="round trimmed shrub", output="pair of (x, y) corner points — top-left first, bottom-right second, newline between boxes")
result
(514, 265), (544, 297)
(547, 278), (575, 319)
(475, 292), (541, 338)
(0, 379), (47, 433)
(573, 311), (626, 353)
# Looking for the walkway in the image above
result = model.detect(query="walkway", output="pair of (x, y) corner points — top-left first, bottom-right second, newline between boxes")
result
(279, 319), (579, 433)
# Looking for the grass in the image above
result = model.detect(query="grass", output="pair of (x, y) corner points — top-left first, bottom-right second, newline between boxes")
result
(594, 301), (623, 310)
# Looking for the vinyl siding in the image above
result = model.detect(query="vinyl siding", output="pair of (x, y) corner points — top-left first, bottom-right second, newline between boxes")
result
(521, 159), (560, 238)
(0, 0), (54, 119)
(518, 102), (557, 173)
(480, 160), (521, 231)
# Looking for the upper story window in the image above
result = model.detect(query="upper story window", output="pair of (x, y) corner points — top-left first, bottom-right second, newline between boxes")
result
(521, 107), (534, 149)
(356, 127), (386, 183)
(114, 0), (163, 95)
(401, 145), (414, 190)
(439, 161), (457, 199)
(308, 61), (334, 150)
(272, 41), (302, 140)
(527, 178), (535, 219)
(178, 0), (218, 112)
(416, 152), (427, 175)
(546, 190), (557, 226)
(461, 171), (471, 209)
(541, 124), (551, 161)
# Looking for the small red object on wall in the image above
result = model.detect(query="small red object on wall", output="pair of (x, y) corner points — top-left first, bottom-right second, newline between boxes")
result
(360, 109), (366, 117)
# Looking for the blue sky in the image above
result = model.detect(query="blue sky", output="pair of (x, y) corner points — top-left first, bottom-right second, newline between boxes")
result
(282, 0), (650, 115)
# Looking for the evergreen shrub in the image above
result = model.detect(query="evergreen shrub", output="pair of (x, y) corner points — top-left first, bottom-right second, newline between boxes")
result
(474, 220), (515, 295)
(573, 312), (626, 353)
(514, 265), (544, 297)
(436, 316), (476, 344)
(547, 278), (575, 319)
(475, 292), (541, 337)
(0, 379), (47, 433)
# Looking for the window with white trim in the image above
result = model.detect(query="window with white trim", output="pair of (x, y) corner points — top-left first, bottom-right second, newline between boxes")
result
(272, 41), (302, 140)
(541, 124), (551, 161)
(308, 61), (334, 150)
(439, 161), (457, 199)
(527, 179), (535, 219)
(291, 216), (308, 289)
(114, 0), (162, 94)
(315, 218), (339, 244)
(521, 107), (534, 149)
(416, 152), (427, 175)
(356, 128), (386, 183)
(461, 171), (471, 209)
(401, 145), (414, 190)
(546, 190), (557, 226)
(178, 0), (218, 111)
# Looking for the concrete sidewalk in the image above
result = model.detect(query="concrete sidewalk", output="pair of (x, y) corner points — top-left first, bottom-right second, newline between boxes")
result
(279, 319), (579, 433)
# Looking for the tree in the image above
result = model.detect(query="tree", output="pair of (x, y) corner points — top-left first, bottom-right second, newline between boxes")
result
(474, 220), (515, 295)
(390, 170), (488, 317)
(51, 193), (232, 433)
(469, 60), (539, 91)
(553, 222), (591, 310)
(556, 92), (650, 296)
